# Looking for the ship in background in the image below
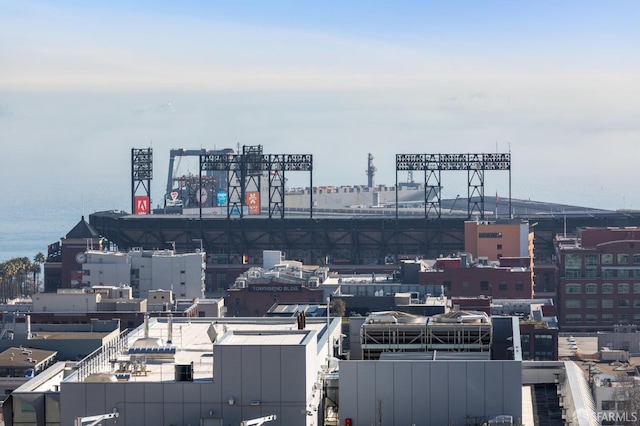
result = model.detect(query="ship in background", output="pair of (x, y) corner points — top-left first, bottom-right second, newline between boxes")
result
(164, 148), (441, 214)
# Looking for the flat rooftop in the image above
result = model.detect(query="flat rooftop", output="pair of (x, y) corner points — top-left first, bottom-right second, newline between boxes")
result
(29, 331), (111, 340)
(218, 330), (310, 346)
(73, 317), (329, 384)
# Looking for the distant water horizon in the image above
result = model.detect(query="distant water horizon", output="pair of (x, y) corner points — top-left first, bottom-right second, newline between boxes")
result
(0, 189), (129, 263)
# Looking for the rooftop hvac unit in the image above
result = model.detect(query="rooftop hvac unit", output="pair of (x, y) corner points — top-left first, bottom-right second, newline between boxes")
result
(175, 363), (194, 382)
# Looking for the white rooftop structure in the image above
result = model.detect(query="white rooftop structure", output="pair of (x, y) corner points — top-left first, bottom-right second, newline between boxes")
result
(5, 316), (342, 426)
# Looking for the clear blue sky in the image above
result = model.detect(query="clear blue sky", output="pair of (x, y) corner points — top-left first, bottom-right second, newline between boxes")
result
(1, 0), (639, 211)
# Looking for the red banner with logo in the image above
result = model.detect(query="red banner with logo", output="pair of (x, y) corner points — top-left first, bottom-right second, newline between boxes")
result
(246, 191), (260, 215)
(135, 196), (150, 215)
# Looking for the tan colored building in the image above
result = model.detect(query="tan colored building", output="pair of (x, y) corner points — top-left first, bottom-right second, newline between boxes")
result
(465, 219), (533, 266)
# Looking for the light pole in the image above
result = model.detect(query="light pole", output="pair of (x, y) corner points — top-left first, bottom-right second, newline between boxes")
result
(326, 296), (331, 363)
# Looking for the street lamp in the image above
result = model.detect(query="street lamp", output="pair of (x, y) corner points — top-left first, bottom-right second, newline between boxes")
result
(326, 296), (331, 363)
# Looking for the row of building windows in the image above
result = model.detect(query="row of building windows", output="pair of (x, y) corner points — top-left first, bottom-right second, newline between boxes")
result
(565, 299), (638, 308)
(565, 283), (640, 294)
(565, 268), (640, 279)
(565, 313), (639, 323)
(565, 253), (640, 267)
(461, 281), (525, 291)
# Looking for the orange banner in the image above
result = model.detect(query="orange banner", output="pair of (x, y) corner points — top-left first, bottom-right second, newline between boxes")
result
(246, 191), (260, 215)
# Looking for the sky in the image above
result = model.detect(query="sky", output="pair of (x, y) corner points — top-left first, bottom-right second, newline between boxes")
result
(1, 0), (640, 215)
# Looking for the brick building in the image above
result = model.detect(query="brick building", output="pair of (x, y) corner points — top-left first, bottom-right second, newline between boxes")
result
(44, 217), (103, 292)
(556, 227), (640, 331)
(226, 282), (325, 317)
(519, 322), (558, 361)
(464, 219), (533, 264)
(418, 256), (534, 299)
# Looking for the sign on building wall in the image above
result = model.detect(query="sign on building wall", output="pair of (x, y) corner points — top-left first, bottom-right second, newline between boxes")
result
(134, 196), (150, 214)
(216, 190), (228, 206)
(246, 191), (261, 215)
(249, 284), (302, 292)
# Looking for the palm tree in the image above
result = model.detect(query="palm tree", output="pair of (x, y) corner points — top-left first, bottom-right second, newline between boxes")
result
(29, 263), (41, 296)
(0, 262), (7, 303)
(33, 252), (45, 294)
(17, 257), (31, 298)
(1, 260), (17, 302)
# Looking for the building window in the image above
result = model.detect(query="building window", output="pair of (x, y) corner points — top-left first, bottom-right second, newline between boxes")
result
(633, 254), (640, 264)
(462, 281), (469, 291)
(584, 268), (597, 278)
(634, 314), (640, 323)
(602, 401), (616, 410)
(479, 232), (502, 238)
(602, 314), (614, 322)
(585, 314), (598, 323)
(602, 254), (613, 265)
(618, 254), (630, 264)
(634, 270), (640, 278)
(634, 283), (640, 294)
(204, 272), (214, 293)
(565, 314), (581, 323)
(565, 283), (581, 294)
(480, 281), (489, 291)
(565, 299), (581, 308)
(619, 283), (630, 294)
(516, 282), (524, 291)
(585, 254), (598, 266)
(497, 244), (503, 250)
(565, 269), (581, 278)
(564, 253), (582, 278)
(498, 282), (507, 291)
(602, 299), (614, 308)
(602, 269), (614, 278)
(619, 299), (630, 308)
(565, 253), (582, 267)
(585, 283), (597, 294)
(586, 299), (597, 309)
(602, 283), (614, 294)
(618, 269), (630, 278)
(619, 314), (630, 323)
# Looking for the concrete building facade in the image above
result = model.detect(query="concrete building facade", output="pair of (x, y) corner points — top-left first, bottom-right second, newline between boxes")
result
(339, 359), (522, 426)
(81, 248), (206, 299)
(3, 316), (342, 426)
